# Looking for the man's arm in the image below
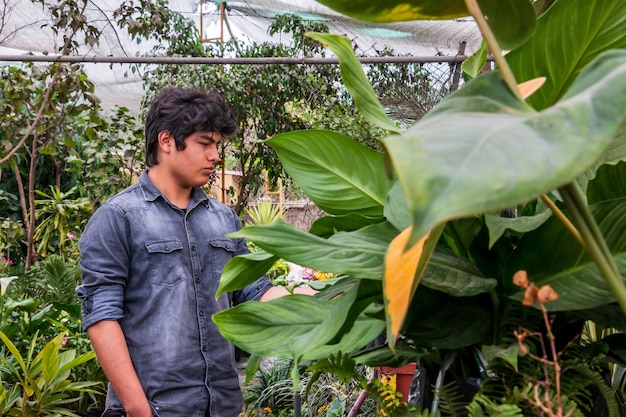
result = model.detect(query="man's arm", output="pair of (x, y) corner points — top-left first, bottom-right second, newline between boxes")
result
(87, 320), (153, 417)
(259, 285), (317, 301)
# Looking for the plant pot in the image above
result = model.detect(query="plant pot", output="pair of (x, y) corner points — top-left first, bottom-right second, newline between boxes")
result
(376, 362), (417, 401)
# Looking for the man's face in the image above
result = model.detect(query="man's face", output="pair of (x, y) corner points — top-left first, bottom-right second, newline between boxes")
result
(168, 131), (221, 188)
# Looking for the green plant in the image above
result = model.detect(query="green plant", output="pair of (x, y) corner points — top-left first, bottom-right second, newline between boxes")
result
(246, 199), (286, 226)
(467, 394), (523, 417)
(243, 359), (304, 415)
(0, 0), (172, 269)
(0, 330), (102, 416)
(0, 257), (107, 412)
(0, 59), (99, 269)
(213, 0), (626, 414)
(0, 218), (25, 265)
(0, 274), (39, 338)
(33, 186), (90, 258)
(21, 255), (82, 306)
(243, 357), (372, 417)
(64, 106), (145, 209)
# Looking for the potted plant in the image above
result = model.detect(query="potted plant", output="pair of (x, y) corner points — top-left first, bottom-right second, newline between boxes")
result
(214, 0), (626, 414)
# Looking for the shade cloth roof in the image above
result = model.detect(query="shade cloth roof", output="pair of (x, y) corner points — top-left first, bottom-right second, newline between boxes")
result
(1, 0), (482, 111)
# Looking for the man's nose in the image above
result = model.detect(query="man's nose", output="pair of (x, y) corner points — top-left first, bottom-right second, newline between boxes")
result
(207, 145), (220, 161)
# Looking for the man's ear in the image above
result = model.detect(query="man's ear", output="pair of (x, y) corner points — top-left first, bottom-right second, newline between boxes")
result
(157, 130), (173, 153)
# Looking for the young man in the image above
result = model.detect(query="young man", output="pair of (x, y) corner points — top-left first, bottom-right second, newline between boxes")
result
(77, 88), (307, 417)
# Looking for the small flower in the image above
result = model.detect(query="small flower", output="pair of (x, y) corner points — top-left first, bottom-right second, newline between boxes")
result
(66, 232), (74, 240)
(537, 285), (559, 304)
(263, 407), (272, 413)
(522, 284), (539, 306)
(0, 257), (13, 266)
(314, 270), (336, 281)
(512, 270), (529, 288)
(301, 267), (316, 281)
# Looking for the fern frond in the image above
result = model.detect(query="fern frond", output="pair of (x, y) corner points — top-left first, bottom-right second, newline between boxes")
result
(308, 352), (358, 383)
(467, 393), (523, 417)
(570, 363), (620, 417)
(435, 380), (469, 417)
(41, 255), (81, 303)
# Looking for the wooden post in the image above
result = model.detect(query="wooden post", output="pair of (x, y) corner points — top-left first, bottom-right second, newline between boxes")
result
(199, 0), (226, 43)
(450, 41), (467, 92)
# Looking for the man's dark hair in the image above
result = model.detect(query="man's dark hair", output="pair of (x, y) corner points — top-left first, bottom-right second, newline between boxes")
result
(144, 87), (238, 167)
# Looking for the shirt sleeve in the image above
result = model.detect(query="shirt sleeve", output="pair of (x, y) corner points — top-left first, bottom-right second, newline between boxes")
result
(227, 206), (274, 305)
(233, 276), (274, 305)
(76, 202), (129, 330)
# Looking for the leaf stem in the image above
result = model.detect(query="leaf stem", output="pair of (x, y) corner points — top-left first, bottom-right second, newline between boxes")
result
(559, 183), (626, 315)
(488, 289), (500, 344)
(464, 0), (523, 100)
(540, 194), (585, 249)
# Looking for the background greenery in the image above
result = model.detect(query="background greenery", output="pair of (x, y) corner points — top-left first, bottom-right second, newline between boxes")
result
(1, 0), (625, 416)
(0, 0), (452, 415)
(212, 0), (626, 416)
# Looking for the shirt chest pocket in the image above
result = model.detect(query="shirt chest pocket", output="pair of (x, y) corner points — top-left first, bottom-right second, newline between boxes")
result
(208, 238), (237, 278)
(145, 240), (187, 287)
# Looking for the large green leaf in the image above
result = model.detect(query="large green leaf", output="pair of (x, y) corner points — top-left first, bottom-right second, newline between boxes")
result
(228, 220), (397, 279)
(41, 336), (60, 385)
(229, 220), (494, 299)
(307, 33), (399, 133)
(462, 40), (489, 80)
(315, 0), (535, 50)
(385, 51), (626, 242)
(267, 130), (393, 218)
(304, 310), (385, 360)
(315, 0), (469, 21)
(213, 295), (344, 359)
(587, 161), (626, 205)
(565, 304), (626, 334)
(384, 182), (411, 231)
(443, 217), (485, 259)
(403, 289), (492, 349)
(578, 119), (626, 190)
(505, 198), (626, 311)
(422, 248), (497, 297)
(307, 213), (384, 238)
(604, 119), (626, 164)
(484, 209), (553, 248)
(216, 250), (278, 297)
(506, 0), (626, 110)
(213, 284), (382, 360)
(308, 279), (386, 357)
(476, 0), (537, 51)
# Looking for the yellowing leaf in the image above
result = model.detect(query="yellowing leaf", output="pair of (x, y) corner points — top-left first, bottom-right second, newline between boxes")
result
(517, 77), (546, 99)
(384, 226), (430, 344)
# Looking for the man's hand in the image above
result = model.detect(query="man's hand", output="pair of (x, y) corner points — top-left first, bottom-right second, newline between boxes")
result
(87, 320), (152, 417)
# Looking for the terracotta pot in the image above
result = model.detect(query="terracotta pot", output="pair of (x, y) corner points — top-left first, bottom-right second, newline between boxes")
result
(376, 362), (417, 401)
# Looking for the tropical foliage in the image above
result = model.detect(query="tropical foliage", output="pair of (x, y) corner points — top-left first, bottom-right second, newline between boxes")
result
(213, 0), (626, 414)
(1, 0), (625, 414)
(0, 331), (101, 416)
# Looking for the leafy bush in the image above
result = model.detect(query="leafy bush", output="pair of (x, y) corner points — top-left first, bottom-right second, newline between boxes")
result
(0, 331), (103, 416)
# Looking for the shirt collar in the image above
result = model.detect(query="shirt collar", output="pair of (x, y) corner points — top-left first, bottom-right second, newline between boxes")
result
(139, 170), (210, 208)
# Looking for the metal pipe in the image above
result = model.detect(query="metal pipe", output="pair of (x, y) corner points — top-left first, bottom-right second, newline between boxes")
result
(0, 54), (475, 65)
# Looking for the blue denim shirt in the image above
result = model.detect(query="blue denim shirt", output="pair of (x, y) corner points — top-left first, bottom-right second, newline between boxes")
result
(77, 171), (272, 417)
